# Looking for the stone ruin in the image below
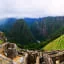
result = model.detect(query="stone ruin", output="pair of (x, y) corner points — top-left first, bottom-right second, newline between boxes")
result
(18, 50), (64, 64)
(1, 42), (64, 64)
(0, 42), (18, 64)
(2, 42), (18, 59)
(19, 50), (45, 64)
(43, 50), (64, 64)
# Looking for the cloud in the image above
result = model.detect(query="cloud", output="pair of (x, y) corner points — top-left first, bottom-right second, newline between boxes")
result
(0, 0), (64, 18)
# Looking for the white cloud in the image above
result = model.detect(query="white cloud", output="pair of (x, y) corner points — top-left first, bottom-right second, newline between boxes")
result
(0, 0), (64, 18)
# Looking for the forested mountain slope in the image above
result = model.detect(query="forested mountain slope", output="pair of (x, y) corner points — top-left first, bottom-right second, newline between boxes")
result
(7, 19), (36, 45)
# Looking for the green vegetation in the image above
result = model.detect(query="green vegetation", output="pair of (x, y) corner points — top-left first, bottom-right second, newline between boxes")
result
(0, 40), (3, 44)
(43, 35), (64, 51)
(2, 16), (64, 50)
(7, 19), (36, 45)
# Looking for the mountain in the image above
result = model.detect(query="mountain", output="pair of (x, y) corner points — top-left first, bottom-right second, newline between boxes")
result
(0, 19), (7, 25)
(43, 35), (64, 51)
(0, 16), (64, 49)
(24, 18), (43, 27)
(24, 18), (45, 41)
(30, 16), (64, 42)
(0, 18), (16, 32)
(7, 19), (36, 45)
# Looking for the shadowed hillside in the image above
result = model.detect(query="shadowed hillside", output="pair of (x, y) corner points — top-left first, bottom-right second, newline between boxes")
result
(7, 19), (36, 45)
(30, 16), (64, 41)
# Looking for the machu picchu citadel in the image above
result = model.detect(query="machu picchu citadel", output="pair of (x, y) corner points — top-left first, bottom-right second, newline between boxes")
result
(0, 31), (64, 64)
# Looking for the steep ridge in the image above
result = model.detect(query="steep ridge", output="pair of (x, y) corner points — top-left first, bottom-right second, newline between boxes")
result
(30, 16), (64, 41)
(7, 19), (36, 45)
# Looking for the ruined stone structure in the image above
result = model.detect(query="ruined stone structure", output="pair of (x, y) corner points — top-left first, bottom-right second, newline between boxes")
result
(2, 42), (18, 59)
(21, 50), (44, 64)
(43, 50), (64, 64)
(1, 42), (64, 64)
(18, 50), (64, 64)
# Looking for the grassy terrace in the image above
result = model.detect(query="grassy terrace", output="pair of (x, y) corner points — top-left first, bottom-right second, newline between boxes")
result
(43, 35), (64, 51)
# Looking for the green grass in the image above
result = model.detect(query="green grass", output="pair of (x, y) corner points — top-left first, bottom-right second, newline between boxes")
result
(0, 40), (3, 44)
(43, 35), (64, 51)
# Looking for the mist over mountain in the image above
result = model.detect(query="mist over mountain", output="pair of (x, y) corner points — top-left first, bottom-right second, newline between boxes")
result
(24, 18), (43, 27)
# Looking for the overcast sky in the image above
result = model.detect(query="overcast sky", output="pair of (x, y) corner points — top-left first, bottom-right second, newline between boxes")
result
(0, 0), (64, 18)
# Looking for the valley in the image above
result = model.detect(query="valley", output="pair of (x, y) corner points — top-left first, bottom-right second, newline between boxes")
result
(0, 16), (64, 50)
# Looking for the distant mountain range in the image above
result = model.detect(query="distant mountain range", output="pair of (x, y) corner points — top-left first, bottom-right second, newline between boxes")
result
(0, 16), (64, 47)
(0, 18), (16, 32)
